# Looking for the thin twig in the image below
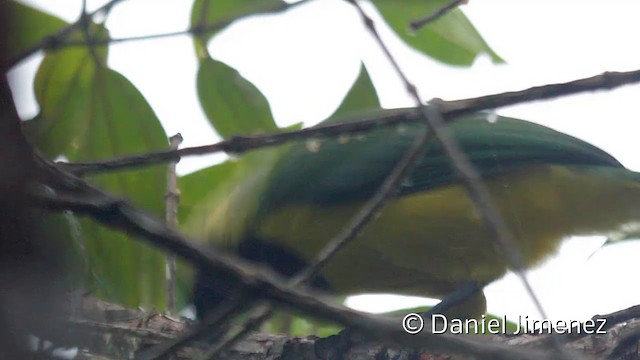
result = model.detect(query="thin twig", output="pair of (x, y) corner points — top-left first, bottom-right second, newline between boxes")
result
(350, 0), (573, 357)
(154, 296), (264, 358)
(409, 0), (467, 32)
(79, 0), (102, 67)
(358, 0), (535, 317)
(30, 156), (549, 360)
(27, 0), (314, 50)
(58, 68), (640, 176)
(62, 300), (640, 359)
(165, 133), (182, 314)
(199, 118), (433, 357)
(4, 0), (127, 70)
(80, 0), (88, 17)
(202, 304), (273, 360)
(140, 290), (251, 359)
(292, 122), (430, 284)
(144, 0), (604, 355)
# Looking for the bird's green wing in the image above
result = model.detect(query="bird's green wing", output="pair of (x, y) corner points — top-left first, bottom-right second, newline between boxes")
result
(259, 110), (622, 214)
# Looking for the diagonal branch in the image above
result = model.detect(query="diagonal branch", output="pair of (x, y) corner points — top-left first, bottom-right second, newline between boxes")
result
(349, 1), (582, 358)
(291, 122), (431, 284)
(192, 118), (437, 358)
(29, 155), (549, 360)
(141, 120), (435, 359)
(68, 3), (481, 354)
(348, 0), (548, 338)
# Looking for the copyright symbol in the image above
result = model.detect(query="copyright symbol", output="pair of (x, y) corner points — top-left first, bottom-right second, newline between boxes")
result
(402, 313), (424, 334)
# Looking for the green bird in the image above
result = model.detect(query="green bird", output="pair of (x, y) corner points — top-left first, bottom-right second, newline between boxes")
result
(191, 107), (640, 319)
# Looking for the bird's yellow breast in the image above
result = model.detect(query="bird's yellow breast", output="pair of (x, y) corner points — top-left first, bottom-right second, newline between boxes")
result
(257, 165), (640, 297)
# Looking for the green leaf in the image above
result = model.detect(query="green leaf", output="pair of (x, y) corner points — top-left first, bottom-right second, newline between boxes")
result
(372, 0), (503, 65)
(178, 161), (239, 226)
(27, 48), (91, 157)
(5, 1), (68, 61)
(197, 57), (278, 138)
(190, 0), (285, 57)
(27, 48), (170, 309)
(326, 63), (381, 123)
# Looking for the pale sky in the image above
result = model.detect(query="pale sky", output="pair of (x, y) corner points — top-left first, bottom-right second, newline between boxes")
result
(9, 0), (640, 324)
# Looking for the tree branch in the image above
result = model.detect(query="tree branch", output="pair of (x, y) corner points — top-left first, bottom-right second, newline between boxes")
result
(177, 112), (436, 359)
(165, 133), (183, 314)
(349, 0), (548, 319)
(139, 2), (495, 353)
(64, 296), (640, 360)
(29, 155), (549, 360)
(57, 68), (640, 176)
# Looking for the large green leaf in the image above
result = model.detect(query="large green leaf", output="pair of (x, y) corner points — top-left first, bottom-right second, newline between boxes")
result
(25, 47), (95, 157)
(373, 0), (503, 65)
(190, 0), (285, 57)
(24, 24), (110, 157)
(5, 1), (68, 61)
(186, 64), (378, 236)
(27, 47), (170, 309)
(197, 57), (278, 138)
(186, 55), (301, 238)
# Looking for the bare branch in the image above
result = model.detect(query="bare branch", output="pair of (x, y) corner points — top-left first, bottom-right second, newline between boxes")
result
(291, 122), (431, 284)
(191, 113), (436, 358)
(30, 155), (549, 360)
(165, 133), (183, 314)
(62, 297), (640, 360)
(202, 304), (273, 360)
(10, 1), (640, 358)
(151, 121), (435, 358)
(58, 68), (640, 176)
(349, 0), (546, 312)
(141, 290), (252, 359)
